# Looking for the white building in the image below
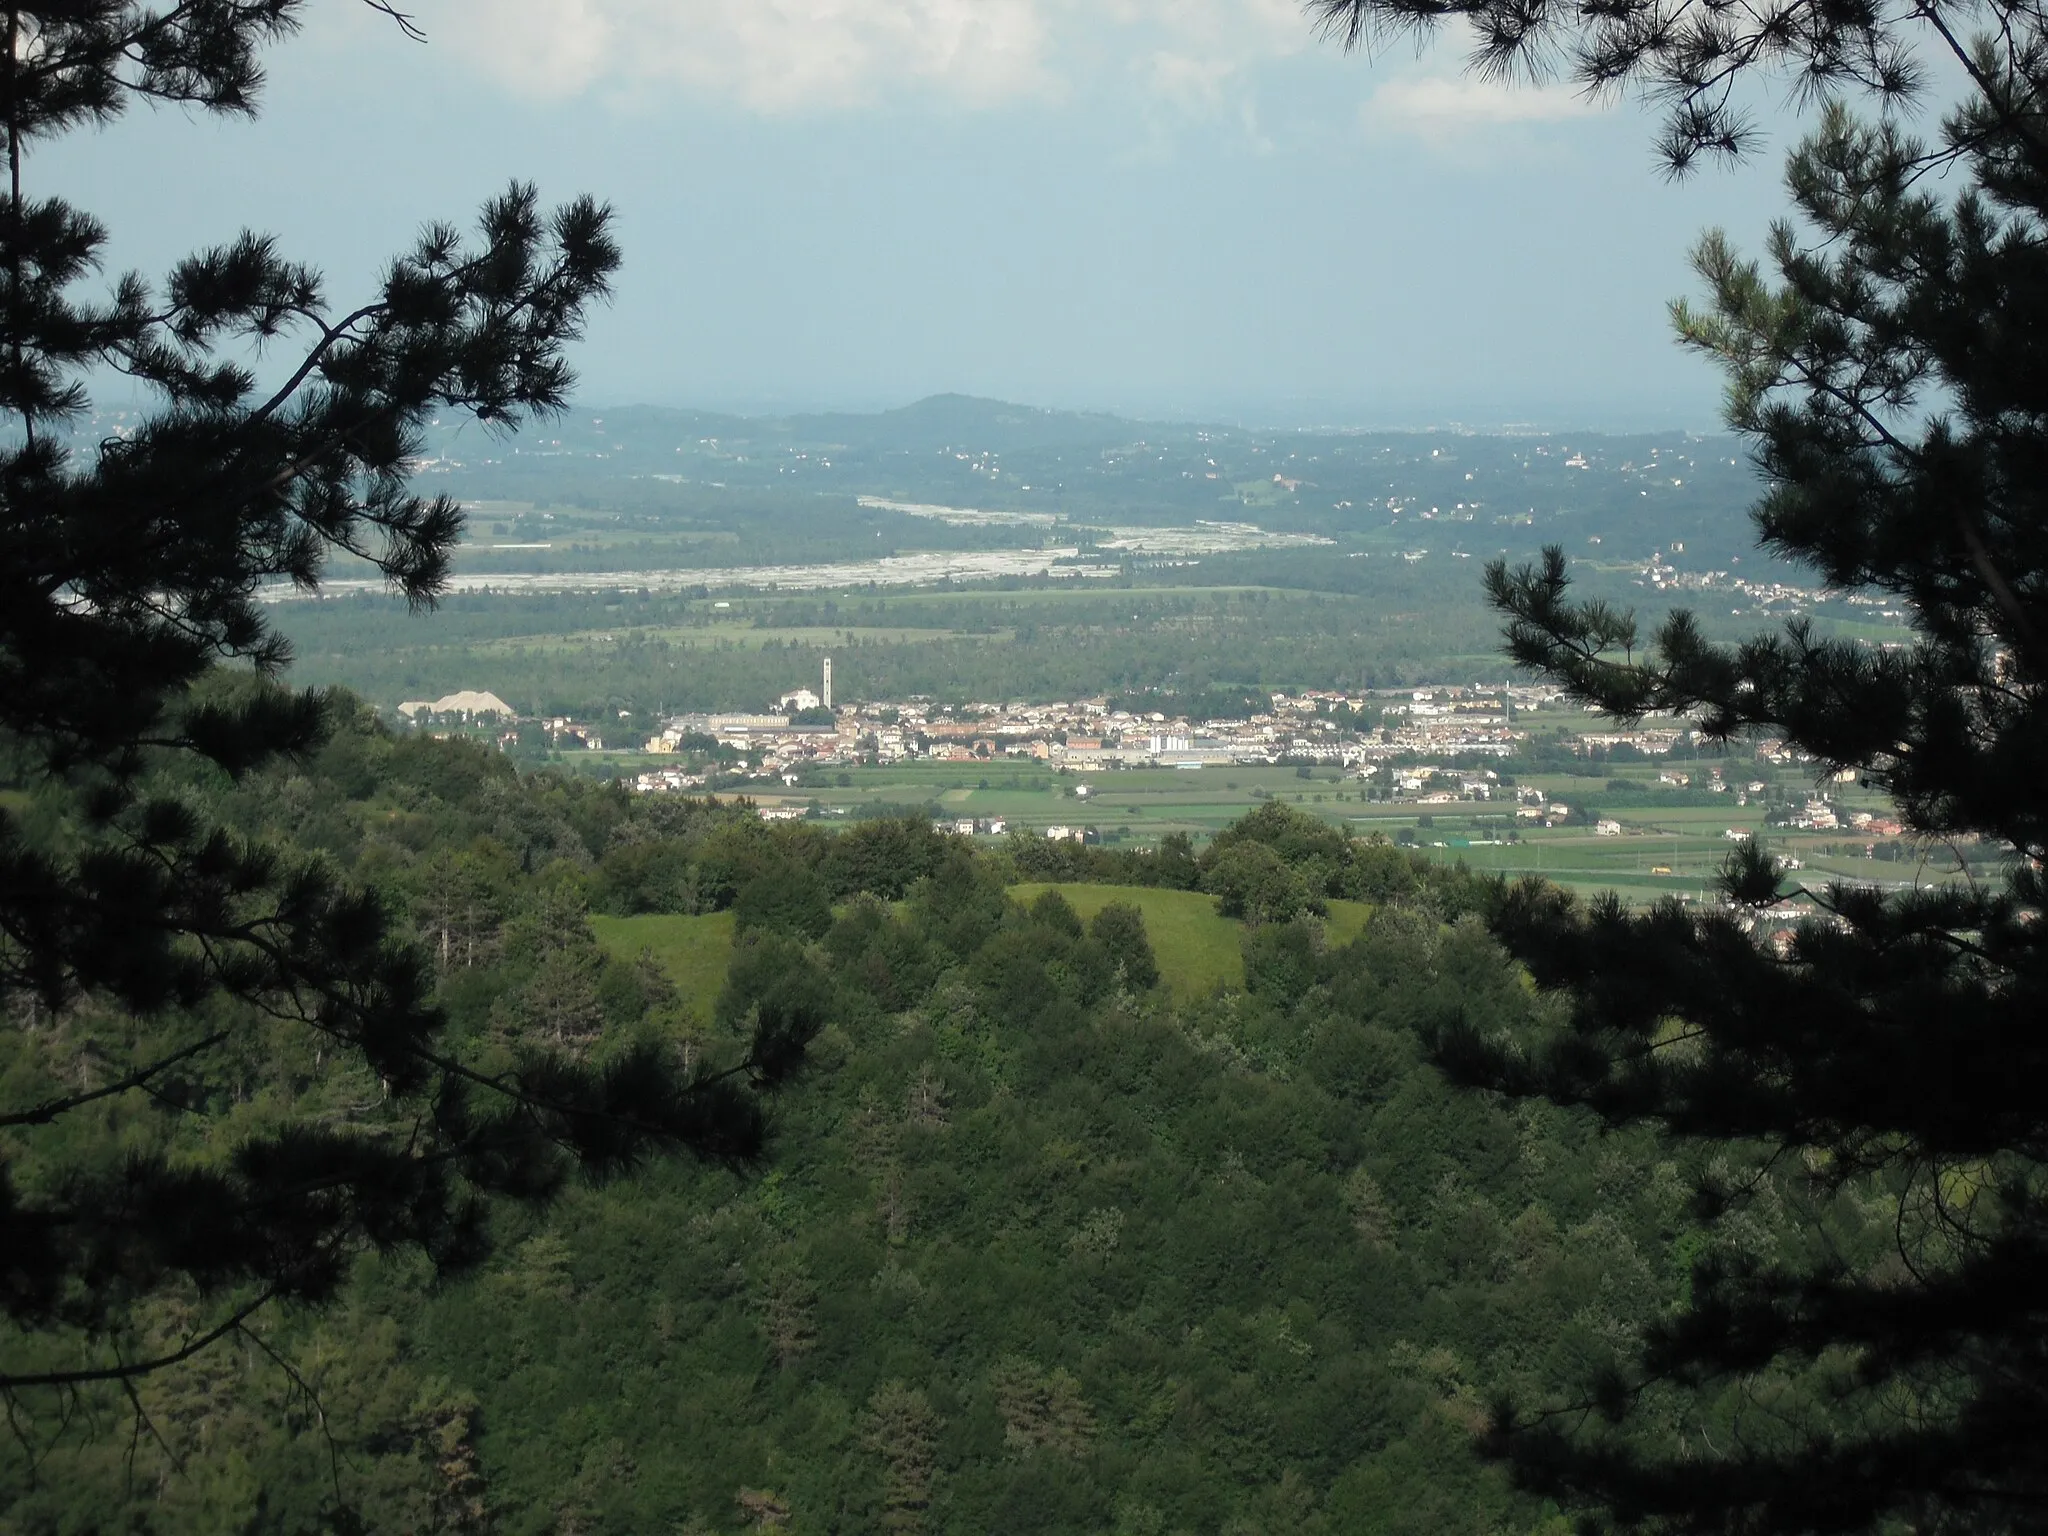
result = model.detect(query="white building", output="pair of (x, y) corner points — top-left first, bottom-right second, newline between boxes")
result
(398, 689), (515, 720)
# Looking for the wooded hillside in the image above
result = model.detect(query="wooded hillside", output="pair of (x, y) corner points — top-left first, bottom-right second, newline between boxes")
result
(2, 702), (1843, 1534)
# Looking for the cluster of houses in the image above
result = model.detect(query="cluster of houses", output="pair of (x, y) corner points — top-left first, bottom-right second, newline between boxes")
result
(1634, 556), (1847, 621)
(622, 681), (1577, 795)
(399, 679), (1900, 849)
(1779, 802), (1906, 835)
(393, 677), (1728, 820)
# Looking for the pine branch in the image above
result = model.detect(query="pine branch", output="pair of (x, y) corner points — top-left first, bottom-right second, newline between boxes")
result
(0, 1289), (280, 1390)
(0, 1029), (228, 1127)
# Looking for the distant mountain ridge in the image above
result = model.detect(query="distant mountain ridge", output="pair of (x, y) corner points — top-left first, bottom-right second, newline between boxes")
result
(567, 393), (1141, 458)
(407, 391), (1771, 570)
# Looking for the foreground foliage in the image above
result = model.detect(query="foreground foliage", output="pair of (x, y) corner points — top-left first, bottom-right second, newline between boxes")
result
(1319, 0), (2048, 1526)
(0, 2), (806, 1405)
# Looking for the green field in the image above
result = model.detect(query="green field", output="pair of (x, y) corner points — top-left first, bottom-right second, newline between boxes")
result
(1006, 883), (1371, 997)
(1013, 886), (1372, 992)
(589, 910), (736, 1016)
(701, 723), (1965, 907)
(596, 884), (1367, 1010)
(473, 622), (999, 654)
(1010, 882), (1246, 997)
(586, 745), (1964, 908)
(744, 761), (1374, 841)
(593, 888), (1257, 1006)
(1325, 896), (1374, 946)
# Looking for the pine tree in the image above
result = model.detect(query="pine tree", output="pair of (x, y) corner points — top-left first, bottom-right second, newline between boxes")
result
(860, 1380), (939, 1534)
(515, 945), (606, 1051)
(0, 4), (817, 1400)
(905, 1060), (949, 1129)
(752, 1259), (818, 1371)
(990, 1356), (1096, 1459)
(1309, 0), (2048, 1527)
(1089, 901), (1160, 991)
(415, 849), (506, 971)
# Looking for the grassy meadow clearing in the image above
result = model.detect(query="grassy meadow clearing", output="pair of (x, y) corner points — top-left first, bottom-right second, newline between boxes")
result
(593, 884), (1377, 1011)
(590, 910), (737, 1017)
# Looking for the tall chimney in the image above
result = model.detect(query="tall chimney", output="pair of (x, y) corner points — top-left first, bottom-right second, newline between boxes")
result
(822, 655), (833, 710)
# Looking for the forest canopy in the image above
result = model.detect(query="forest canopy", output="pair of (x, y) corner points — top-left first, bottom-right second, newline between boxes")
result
(5, 705), (1757, 1534)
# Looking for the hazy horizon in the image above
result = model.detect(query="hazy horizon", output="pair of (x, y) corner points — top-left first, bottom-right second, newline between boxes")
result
(567, 389), (1734, 438)
(88, 380), (1731, 437)
(49, 1), (1812, 437)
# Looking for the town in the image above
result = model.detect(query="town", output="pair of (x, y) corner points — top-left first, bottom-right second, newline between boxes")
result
(402, 662), (1566, 791)
(394, 657), (1909, 850)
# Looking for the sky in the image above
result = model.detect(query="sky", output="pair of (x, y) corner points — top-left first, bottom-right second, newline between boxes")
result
(49, 0), (1814, 430)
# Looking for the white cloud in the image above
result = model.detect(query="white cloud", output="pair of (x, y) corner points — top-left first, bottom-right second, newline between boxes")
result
(427, 0), (1055, 111)
(1145, 50), (1240, 113)
(1361, 71), (1599, 143)
(411, 0), (1309, 114)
